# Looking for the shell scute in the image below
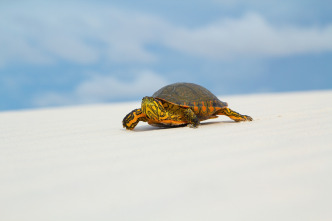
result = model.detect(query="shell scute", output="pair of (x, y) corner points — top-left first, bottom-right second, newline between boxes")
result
(152, 82), (227, 109)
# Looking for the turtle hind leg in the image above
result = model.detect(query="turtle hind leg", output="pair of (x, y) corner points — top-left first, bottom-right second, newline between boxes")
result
(122, 108), (148, 130)
(217, 107), (253, 122)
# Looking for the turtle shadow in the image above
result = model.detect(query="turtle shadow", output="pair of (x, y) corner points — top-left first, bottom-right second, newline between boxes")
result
(128, 120), (236, 132)
(200, 120), (236, 126)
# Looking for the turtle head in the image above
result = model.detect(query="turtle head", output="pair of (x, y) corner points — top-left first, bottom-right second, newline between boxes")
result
(141, 96), (167, 121)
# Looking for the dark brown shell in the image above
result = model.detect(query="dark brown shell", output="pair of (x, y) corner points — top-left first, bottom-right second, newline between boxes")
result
(152, 82), (227, 108)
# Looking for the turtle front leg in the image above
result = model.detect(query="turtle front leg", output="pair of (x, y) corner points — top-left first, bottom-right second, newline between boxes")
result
(122, 108), (148, 130)
(183, 108), (200, 128)
(218, 108), (253, 122)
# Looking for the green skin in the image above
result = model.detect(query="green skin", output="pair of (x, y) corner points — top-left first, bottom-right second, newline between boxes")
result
(123, 97), (252, 130)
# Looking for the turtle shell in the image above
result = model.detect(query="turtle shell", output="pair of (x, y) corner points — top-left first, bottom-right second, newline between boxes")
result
(152, 82), (228, 109)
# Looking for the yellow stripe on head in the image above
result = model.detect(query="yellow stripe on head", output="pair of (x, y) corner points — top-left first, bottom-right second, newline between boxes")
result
(141, 97), (169, 121)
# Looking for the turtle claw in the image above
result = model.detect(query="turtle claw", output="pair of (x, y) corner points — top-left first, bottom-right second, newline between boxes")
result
(189, 123), (199, 128)
(234, 115), (253, 122)
(243, 115), (253, 121)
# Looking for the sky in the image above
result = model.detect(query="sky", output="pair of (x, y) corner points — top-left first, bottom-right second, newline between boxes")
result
(1, 0), (332, 111)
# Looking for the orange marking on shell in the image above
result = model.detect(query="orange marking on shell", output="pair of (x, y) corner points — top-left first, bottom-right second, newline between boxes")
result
(208, 101), (214, 113)
(201, 101), (207, 112)
(193, 102), (199, 112)
(148, 119), (187, 125)
(162, 119), (187, 125)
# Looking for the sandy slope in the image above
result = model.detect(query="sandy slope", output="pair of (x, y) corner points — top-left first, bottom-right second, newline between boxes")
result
(1, 90), (332, 221)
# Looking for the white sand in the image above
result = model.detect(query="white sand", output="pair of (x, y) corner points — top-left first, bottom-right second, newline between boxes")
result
(1, 90), (332, 221)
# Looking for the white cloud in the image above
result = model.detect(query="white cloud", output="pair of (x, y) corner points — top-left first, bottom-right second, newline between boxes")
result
(1, 2), (332, 67)
(33, 71), (169, 107)
(211, 0), (319, 19)
(0, 2), (163, 66)
(0, 31), (53, 67)
(75, 71), (168, 102)
(163, 13), (332, 59)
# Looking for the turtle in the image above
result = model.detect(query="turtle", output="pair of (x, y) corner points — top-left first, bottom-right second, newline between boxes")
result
(122, 82), (252, 130)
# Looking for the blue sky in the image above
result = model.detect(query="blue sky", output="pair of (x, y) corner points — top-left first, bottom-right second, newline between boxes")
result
(1, 0), (332, 111)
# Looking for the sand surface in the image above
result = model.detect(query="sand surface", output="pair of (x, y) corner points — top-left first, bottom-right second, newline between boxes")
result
(1, 90), (332, 221)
